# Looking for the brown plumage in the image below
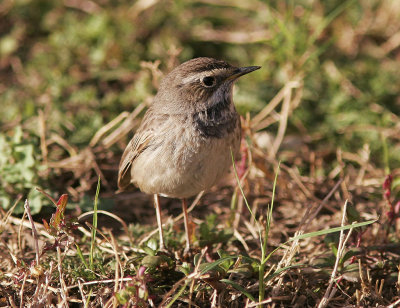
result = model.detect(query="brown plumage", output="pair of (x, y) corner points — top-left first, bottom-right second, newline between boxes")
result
(118, 57), (260, 253)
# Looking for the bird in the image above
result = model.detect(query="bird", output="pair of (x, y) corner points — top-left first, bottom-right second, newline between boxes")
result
(117, 57), (260, 253)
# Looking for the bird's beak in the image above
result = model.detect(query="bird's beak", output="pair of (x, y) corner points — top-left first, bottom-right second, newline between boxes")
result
(229, 65), (261, 80)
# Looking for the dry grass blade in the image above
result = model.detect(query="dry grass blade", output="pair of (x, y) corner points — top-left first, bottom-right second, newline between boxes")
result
(1, 1), (400, 306)
(193, 28), (272, 44)
(78, 210), (133, 244)
(318, 200), (353, 308)
(57, 245), (69, 307)
(23, 200), (40, 265)
(270, 83), (292, 157)
(108, 230), (123, 296)
(159, 247), (208, 307)
(8, 215), (52, 239)
(1, 195), (22, 229)
(19, 273), (27, 308)
(89, 111), (130, 147)
(388, 298), (400, 308)
(251, 80), (302, 131)
(101, 102), (146, 148)
(299, 179), (343, 230)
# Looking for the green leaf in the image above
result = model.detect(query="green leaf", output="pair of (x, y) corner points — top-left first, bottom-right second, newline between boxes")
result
(289, 220), (377, 241)
(90, 177), (100, 270)
(220, 279), (255, 301)
(200, 255), (259, 275)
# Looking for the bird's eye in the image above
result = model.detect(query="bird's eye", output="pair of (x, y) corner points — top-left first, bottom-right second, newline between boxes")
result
(201, 76), (216, 87)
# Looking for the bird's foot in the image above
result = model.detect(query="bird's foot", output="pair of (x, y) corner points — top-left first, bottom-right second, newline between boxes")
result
(182, 246), (193, 259)
(157, 245), (170, 255)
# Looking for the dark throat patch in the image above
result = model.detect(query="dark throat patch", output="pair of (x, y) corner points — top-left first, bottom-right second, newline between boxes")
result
(192, 98), (238, 138)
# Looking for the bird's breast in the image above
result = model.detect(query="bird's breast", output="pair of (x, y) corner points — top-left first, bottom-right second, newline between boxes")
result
(130, 109), (241, 198)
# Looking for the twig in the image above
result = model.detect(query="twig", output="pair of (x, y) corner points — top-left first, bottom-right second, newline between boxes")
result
(210, 289), (217, 308)
(189, 247), (208, 307)
(280, 164), (314, 199)
(48, 133), (78, 157)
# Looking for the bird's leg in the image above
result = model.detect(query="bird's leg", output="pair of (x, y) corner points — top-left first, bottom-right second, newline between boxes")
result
(181, 198), (191, 254)
(154, 194), (166, 252)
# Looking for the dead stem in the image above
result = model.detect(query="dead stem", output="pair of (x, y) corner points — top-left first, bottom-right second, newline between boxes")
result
(23, 200), (40, 265)
(57, 245), (69, 307)
(318, 200), (354, 308)
(78, 210), (133, 244)
(19, 273), (27, 308)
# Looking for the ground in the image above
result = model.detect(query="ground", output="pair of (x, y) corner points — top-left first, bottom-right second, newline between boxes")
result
(1, 0), (400, 307)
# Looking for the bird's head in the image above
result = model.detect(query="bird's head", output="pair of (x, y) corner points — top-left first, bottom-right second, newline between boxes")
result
(154, 57), (260, 113)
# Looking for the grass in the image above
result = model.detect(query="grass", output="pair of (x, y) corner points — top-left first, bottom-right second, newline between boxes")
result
(1, 0), (400, 306)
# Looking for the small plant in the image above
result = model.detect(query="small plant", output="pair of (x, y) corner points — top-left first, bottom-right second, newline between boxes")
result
(42, 194), (75, 236)
(383, 174), (400, 236)
(0, 127), (46, 213)
(115, 266), (151, 307)
(198, 214), (233, 248)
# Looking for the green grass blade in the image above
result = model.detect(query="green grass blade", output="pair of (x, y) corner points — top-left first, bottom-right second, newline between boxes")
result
(230, 148), (261, 242)
(220, 279), (256, 301)
(262, 162), (280, 263)
(75, 243), (89, 269)
(289, 220), (377, 242)
(259, 162), (280, 306)
(263, 219), (376, 262)
(265, 264), (304, 283)
(90, 176), (101, 270)
(200, 255), (259, 275)
(84, 289), (93, 308)
(308, 0), (357, 46)
(381, 132), (390, 174)
(166, 282), (188, 308)
(200, 256), (238, 275)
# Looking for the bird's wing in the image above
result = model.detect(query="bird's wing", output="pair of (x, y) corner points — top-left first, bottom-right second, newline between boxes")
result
(117, 110), (168, 192)
(117, 128), (152, 191)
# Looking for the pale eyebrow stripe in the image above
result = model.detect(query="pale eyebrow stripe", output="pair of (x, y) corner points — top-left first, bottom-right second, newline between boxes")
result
(181, 68), (227, 84)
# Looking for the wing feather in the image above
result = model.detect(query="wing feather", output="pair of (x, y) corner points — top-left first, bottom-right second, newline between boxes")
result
(117, 109), (169, 192)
